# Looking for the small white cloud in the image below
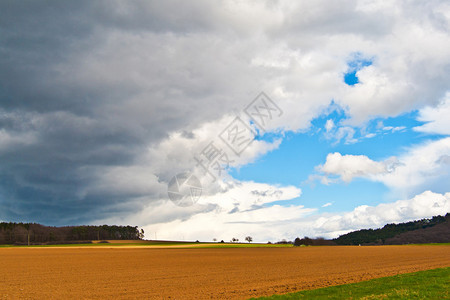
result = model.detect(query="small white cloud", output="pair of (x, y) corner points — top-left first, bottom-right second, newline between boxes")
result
(325, 119), (335, 132)
(318, 152), (398, 183)
(392, 126), (406, 132)
(383, 126), (406, 132)
(322, 202), (333, 207)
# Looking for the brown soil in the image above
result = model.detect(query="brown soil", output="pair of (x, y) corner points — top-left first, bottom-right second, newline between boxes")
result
(0, 245), (449, 299)
(91, 240), (152, 243)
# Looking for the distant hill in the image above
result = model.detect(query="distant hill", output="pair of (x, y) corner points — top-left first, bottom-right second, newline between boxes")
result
(384, 218), (450, 244)
(333, 214), (449, 245)
(0, 223), (144, 245)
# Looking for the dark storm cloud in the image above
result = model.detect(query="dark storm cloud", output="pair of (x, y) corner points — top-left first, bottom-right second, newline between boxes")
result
(0, 0), (244, 225)
(0, 0), (215, 113)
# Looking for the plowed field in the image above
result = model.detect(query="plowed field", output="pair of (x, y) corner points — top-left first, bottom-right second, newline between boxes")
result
(0, 245), (449, 299)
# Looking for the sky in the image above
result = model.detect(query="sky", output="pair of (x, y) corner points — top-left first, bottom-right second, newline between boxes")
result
(0, 0), (449, 242)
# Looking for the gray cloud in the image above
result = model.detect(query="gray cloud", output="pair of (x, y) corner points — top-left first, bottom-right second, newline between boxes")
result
(0, 1), (263, 224)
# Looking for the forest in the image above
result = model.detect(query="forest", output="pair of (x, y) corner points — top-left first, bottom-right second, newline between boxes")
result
(0, 223), (143, 245)
(332, 213), (449, 245)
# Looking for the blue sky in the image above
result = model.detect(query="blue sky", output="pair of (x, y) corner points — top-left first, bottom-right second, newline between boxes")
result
(229, 57), (443, 215)
(231, 109), (428, 212)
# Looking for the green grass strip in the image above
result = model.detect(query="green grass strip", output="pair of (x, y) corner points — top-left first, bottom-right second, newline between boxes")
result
(251, 267), (450, 299)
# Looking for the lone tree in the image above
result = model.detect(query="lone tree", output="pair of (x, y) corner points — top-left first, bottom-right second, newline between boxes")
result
(140, 229), (145, 239)
(294, 237), (301, 246)
(245, 236), (253, 243)
(231, 237), (239, 243)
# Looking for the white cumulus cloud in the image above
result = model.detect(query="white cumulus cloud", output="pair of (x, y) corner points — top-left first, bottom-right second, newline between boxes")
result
(316, 137), (450, 198)
(318, 152), (398, 183)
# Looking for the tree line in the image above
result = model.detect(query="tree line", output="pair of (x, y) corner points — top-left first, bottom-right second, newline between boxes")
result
(332, 214), (448, 245)
(291, 214), (449, 246)
(0, 223), (144, 245)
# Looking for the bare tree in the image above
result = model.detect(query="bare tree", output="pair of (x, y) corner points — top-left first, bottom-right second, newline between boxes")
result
(245, 236), (253, 243)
